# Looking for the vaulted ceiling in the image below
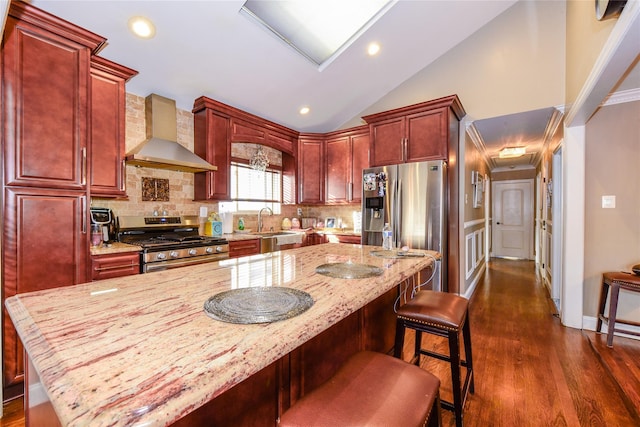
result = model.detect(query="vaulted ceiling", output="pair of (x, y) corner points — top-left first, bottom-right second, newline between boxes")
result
(12, 0), (640, 171)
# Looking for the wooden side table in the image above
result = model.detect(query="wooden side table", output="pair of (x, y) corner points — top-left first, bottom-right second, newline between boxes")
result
(597, 271), (640, 347)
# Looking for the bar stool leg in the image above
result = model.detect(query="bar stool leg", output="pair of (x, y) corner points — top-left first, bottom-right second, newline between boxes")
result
(448, 329), (464, 427)
(394, 319), (406, 359)
(606, 283), (621, 348)
(414, 330), (423, 366)
(596, 278), (610, 333)
(462, 318), (475, 394)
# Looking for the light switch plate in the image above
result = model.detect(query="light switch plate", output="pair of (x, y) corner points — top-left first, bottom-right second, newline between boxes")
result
(602, 195), (616, 209)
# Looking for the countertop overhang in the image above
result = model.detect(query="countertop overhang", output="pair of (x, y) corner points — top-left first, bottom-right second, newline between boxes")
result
(6, 244), (438, 426)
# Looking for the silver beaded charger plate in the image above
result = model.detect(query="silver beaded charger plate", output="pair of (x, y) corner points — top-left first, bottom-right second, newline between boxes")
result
(315, 262), (383, 279)
(370, 250), (404, 259)
(204, 287), (314, 324)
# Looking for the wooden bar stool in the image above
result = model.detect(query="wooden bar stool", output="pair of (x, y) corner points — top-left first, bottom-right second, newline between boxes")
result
(279, 351), (441, 427)
(394, 290), (474, 427)
(597, 271), (640, 347)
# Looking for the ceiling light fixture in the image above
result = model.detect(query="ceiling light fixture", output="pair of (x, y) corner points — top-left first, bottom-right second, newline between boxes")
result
(128, 16), (156, 39)
(299, 106), (310, 115)
(498, 146), (526, 159)
(367, 42), (381, 56)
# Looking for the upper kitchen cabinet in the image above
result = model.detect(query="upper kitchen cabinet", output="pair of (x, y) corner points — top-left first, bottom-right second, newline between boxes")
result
(363, 95), (465, 167)
(325, 126), (369, 205)
(1, 0), (106, 190)
(90, 56), (138, 198)
(193, 96), (298, 201)
(298, 134), (325, 205)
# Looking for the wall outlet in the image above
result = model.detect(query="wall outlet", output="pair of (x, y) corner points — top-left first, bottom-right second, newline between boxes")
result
(297, 208), (303, 216)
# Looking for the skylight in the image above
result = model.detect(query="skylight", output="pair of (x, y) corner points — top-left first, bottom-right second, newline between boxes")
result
(241, 0), (393, 69)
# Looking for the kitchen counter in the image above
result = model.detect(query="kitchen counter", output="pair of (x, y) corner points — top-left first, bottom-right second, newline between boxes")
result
(6, 244), (437, 427)
(89, 242), (141, 256)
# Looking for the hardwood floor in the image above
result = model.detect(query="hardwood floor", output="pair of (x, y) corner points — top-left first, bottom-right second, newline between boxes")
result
(414, 258), (640, 427)
(1, 258), (638, 426)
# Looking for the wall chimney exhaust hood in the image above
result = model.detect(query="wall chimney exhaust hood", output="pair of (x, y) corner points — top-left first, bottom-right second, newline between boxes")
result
(125, 94), (217, 173)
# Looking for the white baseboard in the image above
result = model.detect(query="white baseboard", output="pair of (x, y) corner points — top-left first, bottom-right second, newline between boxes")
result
(463, 262), (486, 299)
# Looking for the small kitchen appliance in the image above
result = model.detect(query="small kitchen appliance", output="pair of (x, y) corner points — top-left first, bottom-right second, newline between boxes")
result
(90, 207), (117, 243)
(117, 215), (229, 273)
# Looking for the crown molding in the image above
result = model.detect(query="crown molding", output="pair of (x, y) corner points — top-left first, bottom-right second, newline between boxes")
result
(602, 87), (640, 106)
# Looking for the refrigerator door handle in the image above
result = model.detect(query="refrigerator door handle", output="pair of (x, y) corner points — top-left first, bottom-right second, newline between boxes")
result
(396, 178), (402, 249)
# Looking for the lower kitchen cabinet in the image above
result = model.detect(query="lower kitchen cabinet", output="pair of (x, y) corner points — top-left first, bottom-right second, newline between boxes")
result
(2, 187), (89, 396)
(229, 239), (261, 258)
(91, 252), (140, 280)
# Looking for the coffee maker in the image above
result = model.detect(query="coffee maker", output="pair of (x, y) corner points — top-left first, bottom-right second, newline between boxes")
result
(90, 207), (117, 243)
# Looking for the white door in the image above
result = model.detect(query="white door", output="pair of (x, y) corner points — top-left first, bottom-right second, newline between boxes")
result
(492, 179), (534, 259)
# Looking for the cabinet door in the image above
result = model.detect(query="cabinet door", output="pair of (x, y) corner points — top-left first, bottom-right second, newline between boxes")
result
(405, 108), (448, 162)
(194, 110), (231, 200)
(350, 132), (369, 204)
(298, 138), (324, 204)
(2, 16), (90, 190)
(90, 57), (136, 197)
(325, 136), (350, 204)
(2, 187), (89, 388)
(370, 117), (405, 167)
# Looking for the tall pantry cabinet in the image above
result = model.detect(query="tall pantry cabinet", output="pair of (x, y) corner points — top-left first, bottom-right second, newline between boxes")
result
(0, 1), (132, 400)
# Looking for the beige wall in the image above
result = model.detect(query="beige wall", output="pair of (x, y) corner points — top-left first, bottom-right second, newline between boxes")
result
(343, 0), (566, 128)
(584, 100), (640, 319)
(565, 0), (617, 106)
(464, 133), (489, 222)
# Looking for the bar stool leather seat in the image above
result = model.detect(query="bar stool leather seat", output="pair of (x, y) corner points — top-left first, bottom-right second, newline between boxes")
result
(279, 350), (441, 427)
(597, 271), (640, 347)
(394, 290), (474, 427)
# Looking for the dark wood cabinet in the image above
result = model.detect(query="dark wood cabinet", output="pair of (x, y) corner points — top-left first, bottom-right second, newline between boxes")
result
(91, 252), (140, 280)
(2, 187), (89, 390)
(1, 5), (104, 190)
(193, 107), (232, 200)
(324, 126), (369, 204)
(193, 96), (298, 202)
(229, 239), (261, 258)
(297, 135), (325, 205)
(89, 56), (137, 198)
(363, 96), (464, 167)
(1, 1), (135, 399)
(326, 234), (362, 244)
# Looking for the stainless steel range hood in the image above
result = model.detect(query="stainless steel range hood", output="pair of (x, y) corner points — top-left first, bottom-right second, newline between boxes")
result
(125, 94), (217, 173)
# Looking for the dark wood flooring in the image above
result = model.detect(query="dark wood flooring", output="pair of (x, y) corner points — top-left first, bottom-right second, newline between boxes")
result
(1, 258), (639, 426)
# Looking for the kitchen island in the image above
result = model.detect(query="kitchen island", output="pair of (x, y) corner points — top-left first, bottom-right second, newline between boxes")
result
(6, 243), (438, 427)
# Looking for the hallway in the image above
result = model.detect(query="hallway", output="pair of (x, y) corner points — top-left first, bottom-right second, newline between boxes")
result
(420, 258), (640, 427)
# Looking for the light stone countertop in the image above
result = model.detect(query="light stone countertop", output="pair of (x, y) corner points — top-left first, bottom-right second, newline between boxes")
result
(6, 244), (438, 427)
(90, 242), (142, 256)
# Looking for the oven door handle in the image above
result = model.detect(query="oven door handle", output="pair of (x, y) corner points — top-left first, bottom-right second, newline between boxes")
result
(144, 255), (228, 272)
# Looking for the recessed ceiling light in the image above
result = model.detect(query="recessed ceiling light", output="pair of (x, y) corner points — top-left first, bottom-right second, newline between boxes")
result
(367, 42), (381, 56)
(499, 146), (526, 158)
(128, 16), (156, 39)
(299, 106), (310, 115)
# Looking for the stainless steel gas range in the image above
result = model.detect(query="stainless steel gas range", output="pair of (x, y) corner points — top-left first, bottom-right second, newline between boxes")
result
(117, 216), (229, 273)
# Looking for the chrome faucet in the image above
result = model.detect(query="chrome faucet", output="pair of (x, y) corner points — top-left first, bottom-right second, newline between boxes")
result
(258, 207), (273, 232)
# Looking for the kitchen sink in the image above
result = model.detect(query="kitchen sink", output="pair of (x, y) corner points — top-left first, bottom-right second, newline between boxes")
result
(250, 231), (303, 253)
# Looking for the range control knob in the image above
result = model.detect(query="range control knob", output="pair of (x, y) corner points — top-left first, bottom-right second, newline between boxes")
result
(156, 253), (167, 260)
(215, 246), (224, 253)
(188, 249), (198, 256)
(170, 251), (179, 258)
(205, 247), (214, 254)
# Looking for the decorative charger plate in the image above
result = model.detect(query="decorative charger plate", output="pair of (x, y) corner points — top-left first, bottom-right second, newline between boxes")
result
(315, 262), (383, 279)
(370, 250), (427, 259)
(204, 287), (314, 324)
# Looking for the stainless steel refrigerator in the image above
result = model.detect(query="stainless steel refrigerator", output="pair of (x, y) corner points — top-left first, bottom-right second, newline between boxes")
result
(361, 160), (446, 290)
